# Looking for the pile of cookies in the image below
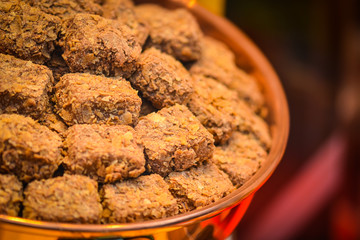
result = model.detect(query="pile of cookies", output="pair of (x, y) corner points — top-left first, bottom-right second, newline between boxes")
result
(0, 0), (270, 223)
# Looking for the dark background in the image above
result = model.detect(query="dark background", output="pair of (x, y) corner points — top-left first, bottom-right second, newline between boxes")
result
(224, 0), (360, 239)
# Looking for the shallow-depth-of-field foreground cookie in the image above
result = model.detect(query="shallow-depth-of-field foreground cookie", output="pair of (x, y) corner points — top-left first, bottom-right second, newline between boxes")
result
(54, 73), (141, 125)
(0, 1), (61, 64)
(212, 131), (267, 187)
(59, 13), (141, 78)
(130, 47), (193, 109)
(135, 4), (202, 61)
(190, 36), (265, 112)
(0, 53), (53, 119)
(101, 174), (178, 223)
(166, 162), (234, 213)
(0, 174), (23, 217)
(63, 124), (145, 183)
(135, 104), (215, 176)
(0, 114), (62, 182)
(23, 174), (102, 223)
(187, 74), (241, 145)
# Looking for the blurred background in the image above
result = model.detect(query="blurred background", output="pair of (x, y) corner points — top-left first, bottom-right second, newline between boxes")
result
(199, 0), (360, 239)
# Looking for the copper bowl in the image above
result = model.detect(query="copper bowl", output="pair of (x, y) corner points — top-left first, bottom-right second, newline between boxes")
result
(0, 1), (289, 239)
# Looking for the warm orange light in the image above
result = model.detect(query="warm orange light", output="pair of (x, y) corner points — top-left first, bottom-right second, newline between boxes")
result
(187, 0), (196, 8)
(173, 0), (196, 8)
